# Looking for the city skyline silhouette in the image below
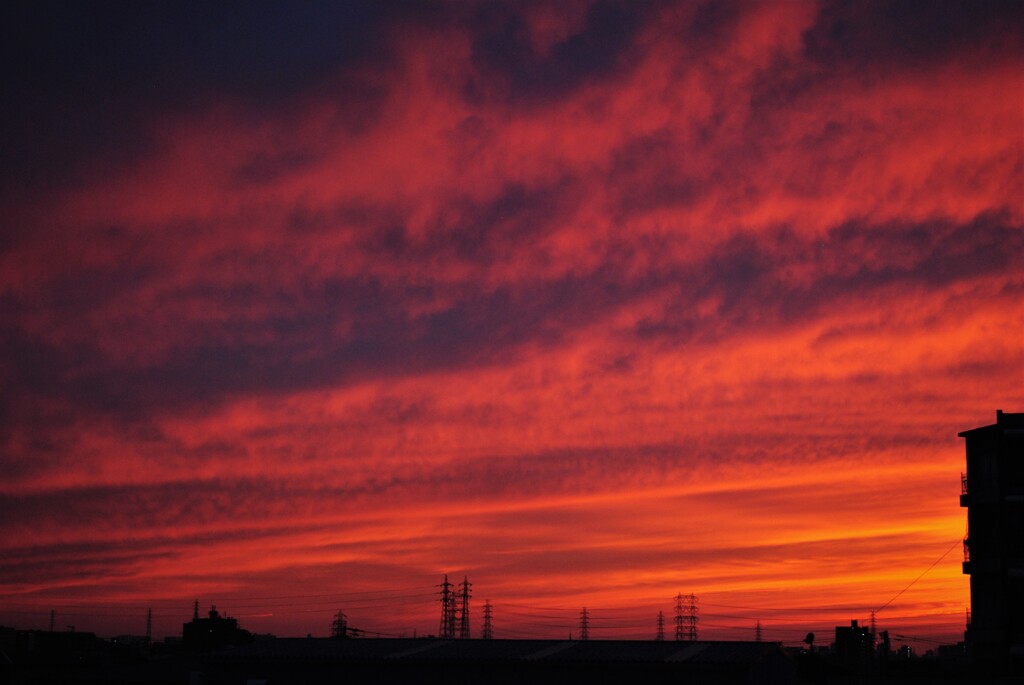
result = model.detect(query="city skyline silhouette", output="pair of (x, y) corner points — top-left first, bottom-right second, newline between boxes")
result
(1, 0), (1022, 665)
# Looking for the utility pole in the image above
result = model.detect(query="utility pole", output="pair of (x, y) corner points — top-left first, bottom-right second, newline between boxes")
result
(438, 575), (455, 639)
(458, 576), (472, 639)
(482, 601), (493, 639)
(193, 600), (199, 621)
(656, 611), (665, 641)
(146, 608), (153, 642)
(755, 620), (762, 642)
(579, 607), (590, 641)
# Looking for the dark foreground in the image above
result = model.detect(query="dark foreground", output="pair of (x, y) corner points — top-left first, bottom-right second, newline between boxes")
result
(2, 635), (1021, 685)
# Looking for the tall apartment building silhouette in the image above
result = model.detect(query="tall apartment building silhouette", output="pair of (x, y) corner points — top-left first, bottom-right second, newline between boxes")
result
(959, 410), (1023, 667)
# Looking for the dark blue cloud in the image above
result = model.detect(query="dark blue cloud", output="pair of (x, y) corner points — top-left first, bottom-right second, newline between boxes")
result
(803, 0), (1024, 69)
(0, 0), (431, 197)
(2, 206), (1018, 428)
(742, 1), (1024, 114)
(2, 0), (425, 108)
(357, 180), (578, 265)
(466, 1), (650, 105)
(607, 129), (710, 215)
(631, 211), (1023, 342)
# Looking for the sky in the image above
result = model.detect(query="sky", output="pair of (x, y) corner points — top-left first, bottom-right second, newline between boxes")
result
(1, 0), (1022, 647)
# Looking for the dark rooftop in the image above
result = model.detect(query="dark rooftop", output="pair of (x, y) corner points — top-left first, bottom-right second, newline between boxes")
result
(209, 636), (783, 665)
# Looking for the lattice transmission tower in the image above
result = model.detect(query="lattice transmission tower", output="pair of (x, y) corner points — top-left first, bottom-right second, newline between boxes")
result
(482, 600), (493, 639)
(438, 574), (456, 639)
(458, 576), (472, 639)
(675, 593), (683, 640)
(656, 610), (665, 641)
(681, 593), (698, 641)
(579, 607), (590, 641)
(675, 593), (698, 641)
(332, 610), (349, 638)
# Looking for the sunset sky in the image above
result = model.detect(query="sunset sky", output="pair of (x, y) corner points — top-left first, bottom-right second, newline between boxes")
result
(1, 0), (1022, 647)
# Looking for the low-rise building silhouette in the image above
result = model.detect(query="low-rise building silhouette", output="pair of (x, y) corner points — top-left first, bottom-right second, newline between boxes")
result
(182, 604), (252, 651)
(834, 619), (873, 672)
(959, 409), (1024, 667)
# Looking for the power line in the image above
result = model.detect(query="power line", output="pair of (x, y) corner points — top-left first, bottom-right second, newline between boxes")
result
(890, 633), (958, 646)
(874, 538), (962, 615)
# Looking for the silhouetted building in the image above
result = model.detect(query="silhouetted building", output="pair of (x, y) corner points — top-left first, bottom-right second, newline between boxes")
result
(959, 410), (1024, 667)
(182, 605), (252, 651)
(834, 619), (873, 672)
